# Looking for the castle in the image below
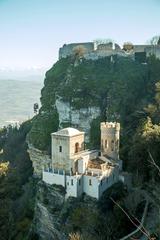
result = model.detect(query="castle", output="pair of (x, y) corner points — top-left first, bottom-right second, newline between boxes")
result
(59, 41), (160, 61)
(42, 122), (122, 199)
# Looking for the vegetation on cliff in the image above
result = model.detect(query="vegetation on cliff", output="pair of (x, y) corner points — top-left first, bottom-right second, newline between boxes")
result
(27, 54), (160, 238)
(1, 53), (160, 239)
(28, 54), (160, 181)
(0, 121), (35, 240)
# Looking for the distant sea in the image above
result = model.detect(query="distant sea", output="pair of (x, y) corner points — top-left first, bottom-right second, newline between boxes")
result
(0, 79), (43, 127)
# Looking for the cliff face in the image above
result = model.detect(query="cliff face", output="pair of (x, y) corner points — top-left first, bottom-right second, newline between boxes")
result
(56, 98), (100, 142)
(26, 55), (160, 239)
(29, 181), (98, 240)
(27, 56), (149, 151)
(27, 145), (51, 177)
(30, 181), (66, 240)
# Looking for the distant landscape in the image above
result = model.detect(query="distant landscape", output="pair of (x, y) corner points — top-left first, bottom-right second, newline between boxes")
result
(0, 79), (43, 127)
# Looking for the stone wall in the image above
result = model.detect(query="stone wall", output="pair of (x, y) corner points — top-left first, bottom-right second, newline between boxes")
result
(133, 45), (148, 52)
(59, 42), (95, 59)
(43, 170), (66, 186)
(97, 42), (113, 50)
(145, 45), (160, 59)
(58, 41), (160, 61)
(101, 122), (120, 160)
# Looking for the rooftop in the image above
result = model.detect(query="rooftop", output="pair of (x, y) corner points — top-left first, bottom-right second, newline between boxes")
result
(52, 127), (84, 137)
(88, 158), (105, 169)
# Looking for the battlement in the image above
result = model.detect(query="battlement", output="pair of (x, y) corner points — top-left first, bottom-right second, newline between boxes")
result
(58, 41), (160, 61)
(101, 122), (120, 131)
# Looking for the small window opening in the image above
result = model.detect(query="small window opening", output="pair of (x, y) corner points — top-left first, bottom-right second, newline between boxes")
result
(71, 179), (73, 185)
(75, 142), (80, 153)
(105, 140), (108, 148)
(111, 140), (114, 151)
(79, 179), (81, 185)
(59, 146), (62, 152)
(89, 179), (92, 186)
(116, 140), (119, 150)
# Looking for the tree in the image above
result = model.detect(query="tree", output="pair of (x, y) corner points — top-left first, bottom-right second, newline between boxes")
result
(148, 35), (160, 45)
(73, 45), (87, 58)
(123, 42), (134, 51)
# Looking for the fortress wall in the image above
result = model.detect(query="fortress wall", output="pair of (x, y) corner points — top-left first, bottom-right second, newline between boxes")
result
(145, 46), (160, 59)
(97, 43), (113, 50)
(84, 49), (130, 60)
(133, 45), (149, 52)
(59, 42), (95, 59)
(66, 175), (83, 197)
(59, 42), (160, 60)
(99, 166), (119, 197)
(83, 175), (99, 198)
(43, 171), (65, 186)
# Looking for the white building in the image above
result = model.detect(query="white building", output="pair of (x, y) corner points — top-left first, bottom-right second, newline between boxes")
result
(43, 122), (122, 199)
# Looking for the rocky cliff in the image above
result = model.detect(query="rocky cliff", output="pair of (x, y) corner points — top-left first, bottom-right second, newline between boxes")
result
(27, 145), (51, 177)
(27, 55), (151, 152)
(26, 55), (160, 239)
(29, 181), (99, 240)
(29, 181), (66, 240)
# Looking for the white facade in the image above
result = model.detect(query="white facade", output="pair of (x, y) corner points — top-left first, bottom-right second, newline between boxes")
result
(101, 122), (120, 160)
(42, 122), (122, 200)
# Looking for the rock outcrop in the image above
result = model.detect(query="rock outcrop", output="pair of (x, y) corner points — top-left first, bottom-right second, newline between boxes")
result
(56, 98), (101, 142)
(29, 181), (66, 240)
(28, 145), (51, 177)
(29, 180), (99, 240)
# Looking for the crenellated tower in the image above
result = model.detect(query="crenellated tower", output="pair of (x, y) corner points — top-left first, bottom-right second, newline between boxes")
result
(100, 122), (120, 160)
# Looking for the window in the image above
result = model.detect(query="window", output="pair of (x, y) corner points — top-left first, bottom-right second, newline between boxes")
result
(101, 180), (103, 186)
(79, 179), (81, 185)
(116, 140), (119, 150)
(105, 140), (108, 148)
(59, 146), (62, 152)
(71, 179), (73, 185)
(75, 142), (79, 153)
(111, 140), (114, 151)
(89, 179), (92, 186)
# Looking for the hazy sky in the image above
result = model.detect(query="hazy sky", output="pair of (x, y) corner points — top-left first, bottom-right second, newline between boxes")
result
(0, 0), (160, 70)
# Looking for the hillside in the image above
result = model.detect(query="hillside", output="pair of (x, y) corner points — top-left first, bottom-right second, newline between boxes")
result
(0, 79), (43, 127)
(28, 55), (160, 153)
(0, 54), (160, 239)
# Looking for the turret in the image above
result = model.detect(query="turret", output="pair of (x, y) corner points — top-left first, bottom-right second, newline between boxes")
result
(100, 122), (120, 160)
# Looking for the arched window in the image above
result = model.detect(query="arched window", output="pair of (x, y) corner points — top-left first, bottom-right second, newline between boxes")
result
(105, 139), (108, 149)
(75, 142), (79, 153)
(111, 140), (114, 151)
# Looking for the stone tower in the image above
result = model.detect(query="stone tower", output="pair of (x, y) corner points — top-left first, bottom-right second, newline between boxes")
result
(51, 127), (85, 173)
(100, 122), (120, 160)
